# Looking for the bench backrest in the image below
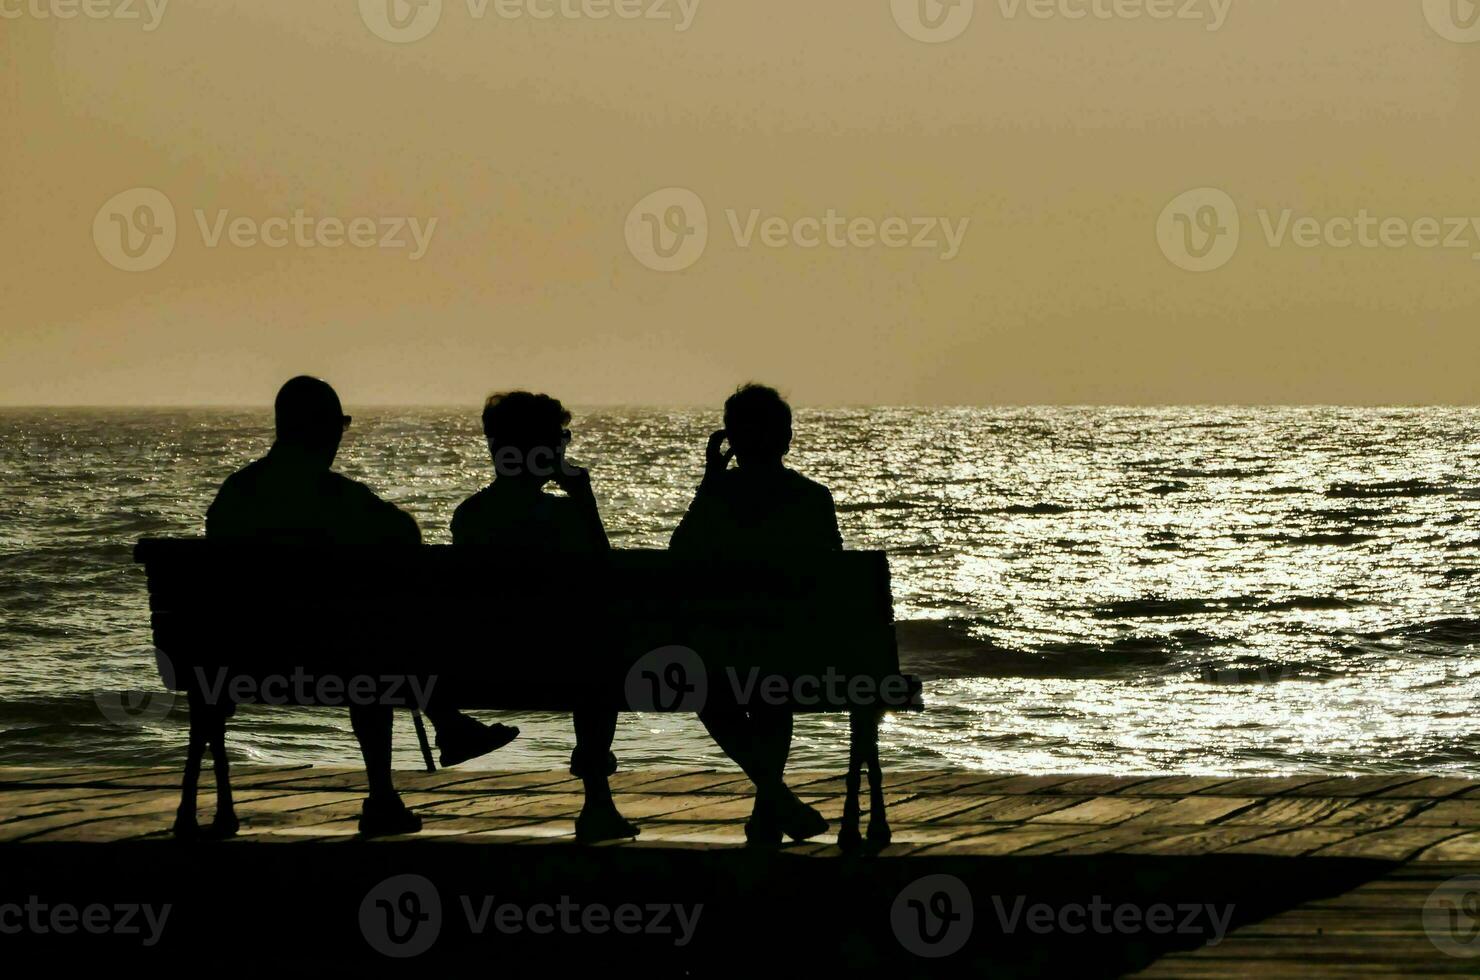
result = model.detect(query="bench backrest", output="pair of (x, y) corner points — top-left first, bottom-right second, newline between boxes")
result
(134, 539), (919, 713)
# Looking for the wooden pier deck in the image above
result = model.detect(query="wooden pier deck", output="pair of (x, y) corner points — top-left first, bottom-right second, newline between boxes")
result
(4, 765), (1480, 974)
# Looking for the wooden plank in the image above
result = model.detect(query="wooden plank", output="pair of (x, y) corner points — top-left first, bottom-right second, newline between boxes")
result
(1414, 830), (1480, 862)
(1312, 826), (1469, 861)
(1405, 800), (1480, 828)
(1116, 776), (1238, 797)
(1220, 797), (1353, 825)
(1118, 796), (1261, 826)
(933, 794), (1089, 824)
(1193, 775), (1332, 797)
(1282, 775), (1431, 798)
(1118, 826), (1285, 856)
(1024, 796), (1178, 825)
(1039, 774), (1163, 795)
(1374, 776), (1478, 799)
(1216, 828), (1361, 857)
(914, 826), (1093, 856)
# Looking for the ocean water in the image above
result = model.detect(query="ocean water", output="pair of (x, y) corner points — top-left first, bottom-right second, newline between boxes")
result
(3, 406), (1479, 776)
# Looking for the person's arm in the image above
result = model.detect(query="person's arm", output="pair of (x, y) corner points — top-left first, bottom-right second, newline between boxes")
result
(553, 466), (610, 552)
(669, 430), (731, 553)
(204, 477), (244, 539)
(384, 503), (422, 545)
(819, 486), (844, 551)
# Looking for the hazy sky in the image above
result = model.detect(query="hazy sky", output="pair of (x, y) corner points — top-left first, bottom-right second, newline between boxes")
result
(4, 0), (1479, 406)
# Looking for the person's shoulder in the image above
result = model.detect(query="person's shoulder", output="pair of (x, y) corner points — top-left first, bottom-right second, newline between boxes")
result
(324, 470), (390, 505)
(450, 486), (496, 537)
(452, 486), (495, 518)
(212, 456), (268, 501)
(784, 468), (835, 502)
(220, 456), (268, 486)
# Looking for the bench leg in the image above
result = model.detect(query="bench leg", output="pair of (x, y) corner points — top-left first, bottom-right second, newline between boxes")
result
(838, 709), (867, 853)
(411, 711), (436, 773)
(206, 706), (238, 838)
(864, 711), (891, 849)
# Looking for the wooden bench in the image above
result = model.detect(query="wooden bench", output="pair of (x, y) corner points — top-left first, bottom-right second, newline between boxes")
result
(134, 539), (921, 850)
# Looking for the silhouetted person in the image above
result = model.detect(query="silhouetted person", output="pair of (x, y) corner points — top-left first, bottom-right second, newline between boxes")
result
(206, 376), (518, 836)
(451, 391), (638, 843)
(671, 383), (838, 843)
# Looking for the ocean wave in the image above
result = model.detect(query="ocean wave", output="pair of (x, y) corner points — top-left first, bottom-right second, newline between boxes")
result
(995, 503), (1074, 516)
(1093, 595), (1360, 619)
(1326, 479), (1450, 499)
(1357, 618), (1480, 650)
(1263, 532), (1379, 547)
(895, 619), (1228, 680)
(1196, 657), (1340, 684)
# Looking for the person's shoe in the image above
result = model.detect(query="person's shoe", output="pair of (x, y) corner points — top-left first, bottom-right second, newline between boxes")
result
(575, 803), (639, 844)
(438, 719), (520, 768)
(744, 813), (784, 846)
(172, 808), (199, 841)
(774, 792), (829, 843)
(359, 797), (423, 837)
(204, 809), (240, 840)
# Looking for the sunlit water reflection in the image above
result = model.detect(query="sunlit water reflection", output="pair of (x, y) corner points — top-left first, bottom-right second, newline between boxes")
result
(3, 407), (1478, 775)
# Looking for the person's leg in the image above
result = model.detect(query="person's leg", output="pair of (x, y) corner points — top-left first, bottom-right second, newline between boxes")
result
(571, 707), (637, 841)
(423, 695), (520, 768)
(349, 704), (397, 801)
(350, 705), (422, 835)
(753, 706), (794, 779)
(747, 706), (827, 842)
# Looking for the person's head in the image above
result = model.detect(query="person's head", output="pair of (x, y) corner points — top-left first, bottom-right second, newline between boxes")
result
(273, 376), (350, 467)
(482, 390), (571, 482)
(724, 383), (792, 467)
